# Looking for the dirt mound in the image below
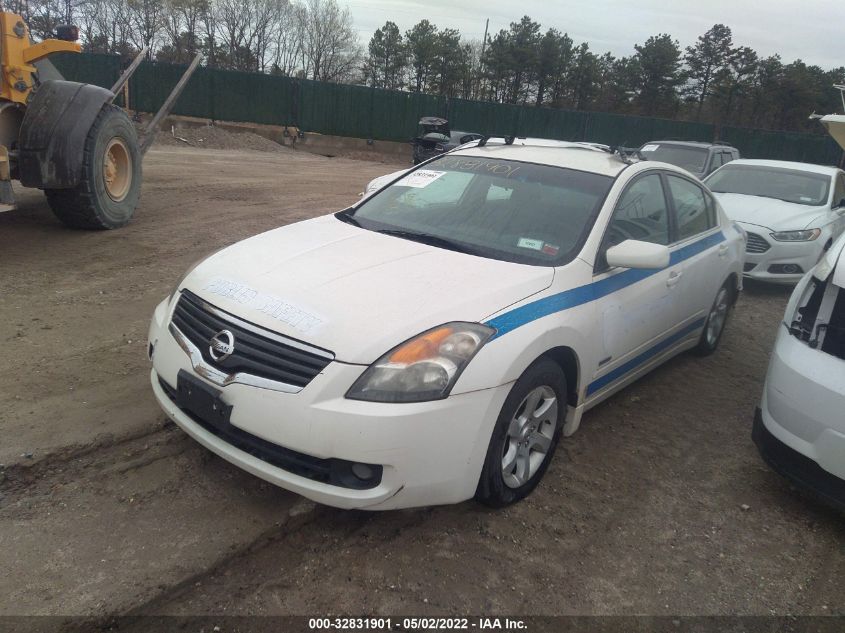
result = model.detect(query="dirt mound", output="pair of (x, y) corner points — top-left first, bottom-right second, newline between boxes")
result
(152, 123), (289, 153)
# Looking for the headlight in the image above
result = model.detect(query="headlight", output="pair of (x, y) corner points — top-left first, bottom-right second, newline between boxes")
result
(769, 228), (821, 242)
(346, 322), (496, 403)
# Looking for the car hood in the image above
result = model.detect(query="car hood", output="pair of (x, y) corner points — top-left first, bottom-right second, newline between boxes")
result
(713, 193), (828, 231)
(179, 215), (554, 363)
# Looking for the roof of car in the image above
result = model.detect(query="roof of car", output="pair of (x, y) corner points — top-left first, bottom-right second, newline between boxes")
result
(450, 143), (630, 177)
(719, 159), (840, 176)
(646, 140), (734, 149)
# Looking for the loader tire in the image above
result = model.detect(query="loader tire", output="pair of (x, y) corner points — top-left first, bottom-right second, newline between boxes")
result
(45, 104), (141, 230)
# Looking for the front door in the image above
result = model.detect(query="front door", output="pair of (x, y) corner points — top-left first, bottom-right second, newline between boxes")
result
(590, 172), (683, 395)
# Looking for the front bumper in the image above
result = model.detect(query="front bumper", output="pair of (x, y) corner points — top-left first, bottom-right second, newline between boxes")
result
(753, 408), (845, 512)
(754, 325), (845, 510)
(742, 230), (825, 284)
(148, 297), (510, 510)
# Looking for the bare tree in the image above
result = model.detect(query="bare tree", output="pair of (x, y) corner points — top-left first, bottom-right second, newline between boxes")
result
(126, 0), (165, 58)
(269, 0), (302, 75)
(159, 0), (206, 62)
(298, 0), (359, 82)
(78, 0), (135, 54)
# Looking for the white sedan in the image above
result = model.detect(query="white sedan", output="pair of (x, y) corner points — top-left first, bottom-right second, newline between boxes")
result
(705, 159), (845, 284)
(754, 233), (845, 511)
(148, 141), (744, 510)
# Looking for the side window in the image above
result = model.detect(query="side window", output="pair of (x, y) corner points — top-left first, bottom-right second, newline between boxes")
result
(723, 151), (735, 166)
(603, 174), (670, 254)
(667, 175), (715, 240)
(832, 174), (845, 207)
(710, 152), (724, 170)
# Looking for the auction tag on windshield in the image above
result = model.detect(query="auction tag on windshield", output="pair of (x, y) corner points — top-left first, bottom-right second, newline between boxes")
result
(641, 144), (659, 152)
(517, 237), (544, 251)
(398, 170), (446, 188)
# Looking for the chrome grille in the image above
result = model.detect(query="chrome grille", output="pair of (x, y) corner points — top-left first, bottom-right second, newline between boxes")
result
(745, 232), (771, 254)
(171, 290), (333, 390)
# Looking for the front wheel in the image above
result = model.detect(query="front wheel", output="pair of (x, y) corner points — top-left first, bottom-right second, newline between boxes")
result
(694, 281), (733, 356)
(475, 359), (566, 508)
(46, 104), (142, 230)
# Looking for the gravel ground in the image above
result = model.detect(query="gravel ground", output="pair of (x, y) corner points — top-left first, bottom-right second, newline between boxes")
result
(0, 146), (842, 623)
(152, 123), (290, 152)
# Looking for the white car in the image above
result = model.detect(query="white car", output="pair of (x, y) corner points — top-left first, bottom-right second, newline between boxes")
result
(705, 159), (845, 284)
(754, 233), (845, 511)
(147, 141), (744, 510)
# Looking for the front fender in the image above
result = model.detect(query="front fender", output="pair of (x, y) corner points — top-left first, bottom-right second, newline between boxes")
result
(453, 316), (592, 402)
(18, 79), (114, 189)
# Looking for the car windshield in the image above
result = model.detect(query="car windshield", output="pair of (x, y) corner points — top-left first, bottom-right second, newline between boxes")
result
(341, 155), (614, 266)
(639, 144), (708, 173)
(705, 165), (830, 206)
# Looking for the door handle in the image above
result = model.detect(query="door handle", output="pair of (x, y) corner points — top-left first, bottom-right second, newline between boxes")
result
(718, 243), (729, 257)
(666, 270), (683, 287)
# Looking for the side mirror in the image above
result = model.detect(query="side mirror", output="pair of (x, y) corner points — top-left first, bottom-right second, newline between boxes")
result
(605, 239), (671, 270)
(835, 197), (845, 210)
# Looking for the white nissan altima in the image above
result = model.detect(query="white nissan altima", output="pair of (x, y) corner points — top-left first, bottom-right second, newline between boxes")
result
(147, 140), (745, 510)
(705, 159), (845, 284)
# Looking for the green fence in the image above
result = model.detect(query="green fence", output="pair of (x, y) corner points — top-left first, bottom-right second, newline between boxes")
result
(51, 52), (844, 166)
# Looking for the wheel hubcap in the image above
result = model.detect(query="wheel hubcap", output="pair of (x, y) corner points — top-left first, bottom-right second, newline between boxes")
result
(501, 385), (558, 489)
(706, 287), (729, 346)
(103, 138), (131, 202)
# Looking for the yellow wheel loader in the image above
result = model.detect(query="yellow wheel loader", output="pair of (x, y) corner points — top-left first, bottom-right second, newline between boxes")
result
(0, 12), (199, 229)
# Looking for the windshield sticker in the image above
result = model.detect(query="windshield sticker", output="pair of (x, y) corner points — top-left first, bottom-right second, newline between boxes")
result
(397, 170), (446, 188)
(203, 277), (324, 335)
(799, 196), (813, 202)
(542, 244), (560, 256)
(437, 157), (523, 178)
(517, 237), (544, 251)
(641, 144), (659, 152)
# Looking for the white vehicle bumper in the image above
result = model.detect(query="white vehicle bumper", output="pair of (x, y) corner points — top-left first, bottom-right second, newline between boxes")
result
(742, 230), (825, 284)
(754, 324), (845, 509)
(147, 298), (510, 510)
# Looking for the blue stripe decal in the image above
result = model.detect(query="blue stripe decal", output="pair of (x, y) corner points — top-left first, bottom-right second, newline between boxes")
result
(485, 231), (725, 339)
(585, 317), (706, 396)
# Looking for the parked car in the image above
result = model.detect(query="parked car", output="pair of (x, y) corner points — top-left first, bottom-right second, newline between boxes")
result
(753, 232), (845, 511)
(705, 159), (845, 284)
(638, 141), (740, 179)
(147, 141), (744, 510)
(411, 117), (483, 164)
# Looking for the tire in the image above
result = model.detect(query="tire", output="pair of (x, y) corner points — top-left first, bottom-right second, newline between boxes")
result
(475, 359), (566, 508)
(45, 104), (142, 230)
(694, 280), (734, 356)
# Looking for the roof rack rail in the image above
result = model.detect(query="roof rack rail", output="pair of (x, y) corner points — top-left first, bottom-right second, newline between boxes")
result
(477, 134), (518, 147)
(605, 145), (646, 164)
(712, 139), (735, 148)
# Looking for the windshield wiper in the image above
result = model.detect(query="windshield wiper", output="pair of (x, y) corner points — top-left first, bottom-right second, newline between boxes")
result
(375, 229), (478, 255)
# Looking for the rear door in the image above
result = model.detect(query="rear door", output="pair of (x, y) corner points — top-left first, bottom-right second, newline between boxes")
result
(664, 173), (727, 327)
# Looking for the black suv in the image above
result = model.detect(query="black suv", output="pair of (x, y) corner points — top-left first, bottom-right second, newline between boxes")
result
(638, 141), (740, 180)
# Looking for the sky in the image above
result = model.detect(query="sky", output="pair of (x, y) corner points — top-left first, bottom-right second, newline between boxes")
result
(344, 0), (845, 70)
